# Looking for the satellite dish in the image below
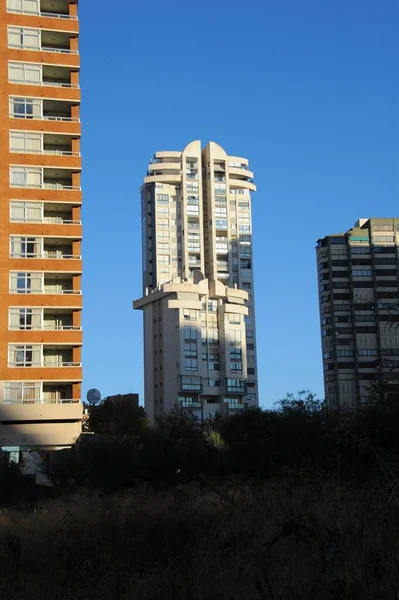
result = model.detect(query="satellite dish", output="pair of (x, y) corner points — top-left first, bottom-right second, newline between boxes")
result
(86, 389), (101, 405)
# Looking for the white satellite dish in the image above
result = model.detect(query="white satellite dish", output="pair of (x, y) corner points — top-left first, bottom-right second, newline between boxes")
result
(86, 388), (101, 405)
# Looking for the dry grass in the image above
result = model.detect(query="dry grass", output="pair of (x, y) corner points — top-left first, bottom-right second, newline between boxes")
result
(0, 475), (399, 599)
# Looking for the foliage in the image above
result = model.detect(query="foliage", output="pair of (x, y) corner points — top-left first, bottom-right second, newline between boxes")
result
(88, 396), (148, 436)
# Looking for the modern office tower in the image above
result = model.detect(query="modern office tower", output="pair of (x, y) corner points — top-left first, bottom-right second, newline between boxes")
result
(0, 0), (83, 450)
(317, 218), (399, 410)
(134, 140), (258, 422)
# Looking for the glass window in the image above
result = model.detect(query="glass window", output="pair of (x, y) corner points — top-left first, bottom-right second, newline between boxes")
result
(4, 381), (41, 404)
(184, 358), (198, 371)
(184, 326), (197, 341)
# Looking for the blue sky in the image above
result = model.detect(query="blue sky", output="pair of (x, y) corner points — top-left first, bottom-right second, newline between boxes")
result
(79, 0), (399, 408)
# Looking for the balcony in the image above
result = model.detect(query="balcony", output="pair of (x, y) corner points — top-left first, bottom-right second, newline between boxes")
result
(43, 348), (79, 367)
(179, 376), (202, 393)
(7, 0), (77, 20)
(44, 281), (80, 295)
(10, 133), (80, 157)
(10, 167), (81, 191)
(8, 28), (78, 54)
(10, 236), (80, 260)
(9, 308), (80, 331)
(9, 98), (80, 122)
(10, 201), (80, 224)
(8, 344), (81, 368)
(42, 65), (78, 88)
(225, 379), (247, 395)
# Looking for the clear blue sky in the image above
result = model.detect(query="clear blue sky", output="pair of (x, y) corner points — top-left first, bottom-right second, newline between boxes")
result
(79, 0), (399, 408)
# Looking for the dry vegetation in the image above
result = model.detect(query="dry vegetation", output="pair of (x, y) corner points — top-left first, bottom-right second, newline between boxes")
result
(1, 396), (399, 599)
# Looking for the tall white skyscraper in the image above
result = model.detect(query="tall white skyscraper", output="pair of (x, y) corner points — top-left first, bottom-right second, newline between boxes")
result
(134, 140), (258, 422)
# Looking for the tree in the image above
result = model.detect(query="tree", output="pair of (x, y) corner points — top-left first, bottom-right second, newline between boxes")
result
(88, 396), (148, 437)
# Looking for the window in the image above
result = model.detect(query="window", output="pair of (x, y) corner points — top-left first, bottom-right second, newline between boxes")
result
(230, 330), (241, 345)
(10, 271), (43, 294)
(8, 27), (40, 50)
(374, 236), (395, 242)
(156, 194), (169, 204)
(10, 201), (42, 222)
(208, 379), (220, 387)
(187, 205), (199, 215)
(9, 61), (41, 85)
(208, 300), (217, 312)
(184, 359), (198, 371)
(350, 247), (370, 254)
(157, 206), (169, 215)
(10, 236), (42, 258)
(188, 241), (200, 251)
(215, 219), (227, 229)
(247, 355), (255, 363)
(230, 348), (242, 360)
(184, 326), (197, 341)
(181, 376), (201, 391)
(215, 207), (227, 217)
(157, 218), (169, 229)
(9, 307), (42, 330)
(238, 201), (249, 209)
(240, 259), (252, 269)
(353, 270), (373, 277)
(246, 330), (254, 338)
(9, 96), (41, 119)
(358, 349), (378, 356)
(187, 195), (199, 205)
(208, 328), (219, 344)
(10, 166), (42, 187)
(337, 350), (353, 357)
(158, 255), (170, 265)
(247, 368), (255, 375)
(10, 131), (42, 153)
(228, 313), (241, 324)
(158, 243), (170, 253)
(239, 224), (250, 233)
(230, 362), (243, 372)
(183, 309), (198, 321)
(4, 381), (41, 404)
(8, 344), (41, 367)
(227, 379), (246, 392)
(184, 343), (197, 358)
(7, 0), (40, 14)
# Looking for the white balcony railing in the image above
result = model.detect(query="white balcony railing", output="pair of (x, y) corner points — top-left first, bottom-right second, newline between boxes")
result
(10, 148), (80, 157)
(9, 361), (81, 368)
(10, 183), (81, 191)
(10, 217), (81, 225)
(9, 79), (79, 89)
(9, 113), (80, 122)
(10, 252), (80, 260)
(3, 398), (78, 405)
(7, 8), (78, 20)
(8, 44), (78, 55)
(10, 288), (81, 295)
(9, 325), (82, 331)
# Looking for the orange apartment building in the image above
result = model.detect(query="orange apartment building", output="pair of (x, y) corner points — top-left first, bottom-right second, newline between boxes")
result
(0, 0), (83, 450)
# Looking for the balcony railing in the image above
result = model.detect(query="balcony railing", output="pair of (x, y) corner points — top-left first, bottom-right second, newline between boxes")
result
(9, 324), (81, 331)
(10, 287), (81, 295)
(10, 148), (80, 157)
(7, 8), (78, 20)
(9, 112), (80, 122)
(8, 44), (78, 55)
(3, 398), (78, 405)
(9, 361), (81, 368)
(9, 79), (79, 89)
(10, 217), (81, 224)
(10, 182), (81, 191)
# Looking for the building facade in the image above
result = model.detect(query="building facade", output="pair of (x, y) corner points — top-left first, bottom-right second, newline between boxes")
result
(317, 218), (399, 410)
(0, 0), (83, 449)
(134, 140), (258, 422)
